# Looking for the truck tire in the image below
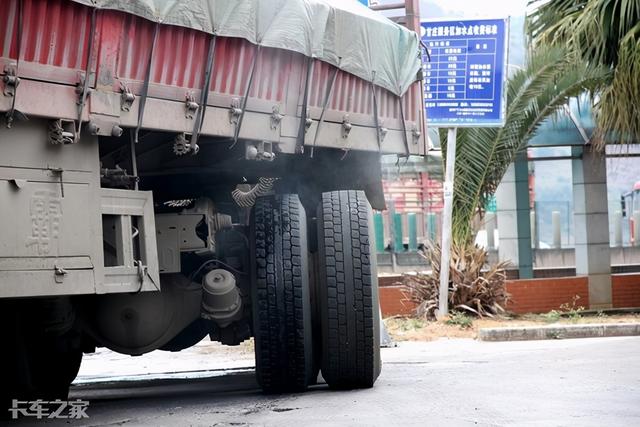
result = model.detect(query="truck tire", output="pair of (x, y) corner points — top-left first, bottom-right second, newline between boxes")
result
(317, 190), (381, 389)
(0, 304), (82, 417)
(28, 344), (83, 399)
(252, 194), (314, 392)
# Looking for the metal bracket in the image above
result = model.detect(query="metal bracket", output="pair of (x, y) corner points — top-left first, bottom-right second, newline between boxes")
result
(245, 140), (275, 161)
(134, 260), (147, 286)
(87, 121), (100, 135)
(10, 179), (27, 189)
(304, 108), (313, 133)
(341, 114), (352, 139)
(270, 105), (284, 130)
(379, 121), (388, 142)
(75, 74), (92, 105)
(120, 82), (135, 112)
(229, 98), (242, 124)
(54, 265), (68, 284)
(189, 34), (217, 156)
(48, 120), (76, 145)
(48, 167), (65, 197)
(185, 92), (199, 119)
(412, 125), (421, 145)
(2, 66), (19, 97)
(101, 165), (138, 188)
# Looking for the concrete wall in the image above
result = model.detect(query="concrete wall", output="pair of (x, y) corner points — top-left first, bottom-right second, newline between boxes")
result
(377, 247), (640, 276)
(531, 247), (640, 269)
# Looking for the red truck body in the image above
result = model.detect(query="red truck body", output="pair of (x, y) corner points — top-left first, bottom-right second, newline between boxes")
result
(0, 0), (425, 154)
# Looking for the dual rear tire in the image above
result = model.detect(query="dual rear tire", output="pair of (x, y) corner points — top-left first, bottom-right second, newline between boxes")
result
(252, 195), (315, 392)
(316, 190), (381, 388)
(252, 191), (380, 392)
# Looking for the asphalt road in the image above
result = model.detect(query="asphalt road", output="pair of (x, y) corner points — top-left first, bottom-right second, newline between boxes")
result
(10, 337), (640, 426)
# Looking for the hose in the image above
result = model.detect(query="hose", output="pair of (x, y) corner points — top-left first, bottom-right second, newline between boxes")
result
(231, 177), (277, 208)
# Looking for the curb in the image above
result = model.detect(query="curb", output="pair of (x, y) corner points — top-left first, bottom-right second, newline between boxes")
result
(478, 323), (640, 342)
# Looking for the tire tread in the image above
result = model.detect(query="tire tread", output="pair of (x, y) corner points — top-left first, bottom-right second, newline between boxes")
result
(318, 190), (380, 389)
(254, 195), (311, 392)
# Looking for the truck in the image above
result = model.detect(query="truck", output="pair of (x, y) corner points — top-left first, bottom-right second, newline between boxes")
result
(621, 181), (640, 245)
(0, 0), (426, 404)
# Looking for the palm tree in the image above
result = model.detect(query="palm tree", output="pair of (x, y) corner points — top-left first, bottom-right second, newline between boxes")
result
(526, 0), (640, 145)
(444, 46), (610, 245)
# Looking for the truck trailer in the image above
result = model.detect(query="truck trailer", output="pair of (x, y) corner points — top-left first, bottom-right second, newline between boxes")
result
(0, 0), (426, 402)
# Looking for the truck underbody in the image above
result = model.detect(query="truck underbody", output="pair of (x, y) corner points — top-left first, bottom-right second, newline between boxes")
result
(0, 0), (425, 405)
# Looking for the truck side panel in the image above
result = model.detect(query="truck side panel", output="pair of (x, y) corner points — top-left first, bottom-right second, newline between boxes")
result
(0, 120), (102, 298)
(0, 0), (95, 86)
(0, 0), (426, 155)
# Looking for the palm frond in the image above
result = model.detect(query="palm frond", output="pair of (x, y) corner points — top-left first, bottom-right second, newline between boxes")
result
(443, 45), (610, 245)
(527, 0), (640, 144)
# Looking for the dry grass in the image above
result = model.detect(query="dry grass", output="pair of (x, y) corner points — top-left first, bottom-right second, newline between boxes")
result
(403, 243), (510, 319)
(384, 313), (640, 341)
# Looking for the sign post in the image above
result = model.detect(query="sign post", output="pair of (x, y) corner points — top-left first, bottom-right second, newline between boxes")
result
(439, 128), (456, 317)
(420, 18), (509, 317)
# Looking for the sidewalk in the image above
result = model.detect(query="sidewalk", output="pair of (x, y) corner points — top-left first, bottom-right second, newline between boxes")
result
(478, 322), (640, 341)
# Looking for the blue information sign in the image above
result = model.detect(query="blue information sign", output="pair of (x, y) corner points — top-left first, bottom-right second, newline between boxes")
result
(421, 19), (509, 127)
(358, 0), (370, 6)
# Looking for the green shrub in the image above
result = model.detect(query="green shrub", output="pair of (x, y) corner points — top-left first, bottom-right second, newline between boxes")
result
(560, 295), (585, 322)
(400, 318), (425, 331)
(542, 310), (561, 323)
(542, 296), (585, 323)
(445, 311), (473, 329)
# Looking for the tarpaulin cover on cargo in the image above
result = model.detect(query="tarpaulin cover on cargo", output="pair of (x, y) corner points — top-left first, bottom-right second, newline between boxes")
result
(69, 0), (422, 96)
